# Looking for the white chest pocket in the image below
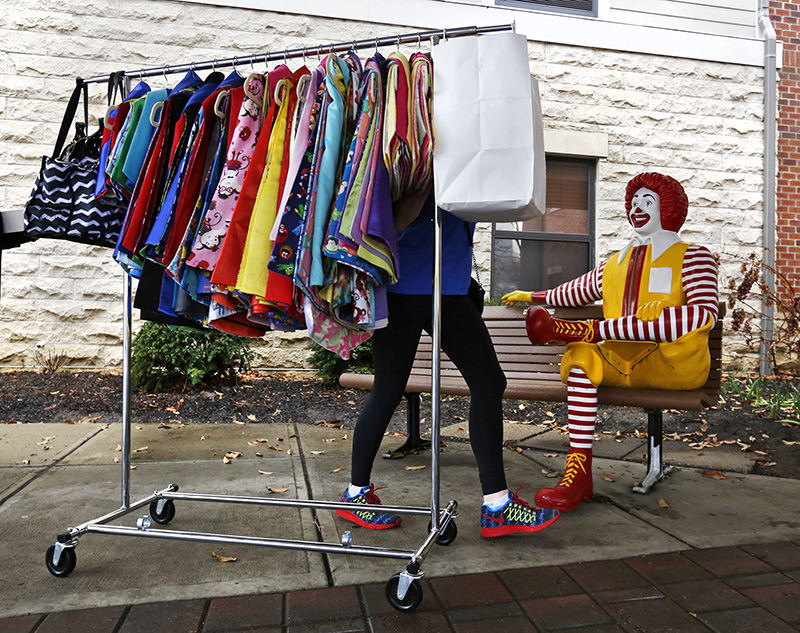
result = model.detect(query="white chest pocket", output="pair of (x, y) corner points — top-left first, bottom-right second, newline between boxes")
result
(648, 267), (673, 295)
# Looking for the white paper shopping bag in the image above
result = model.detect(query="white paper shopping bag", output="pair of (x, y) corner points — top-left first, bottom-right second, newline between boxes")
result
(432, 32), (545, 222)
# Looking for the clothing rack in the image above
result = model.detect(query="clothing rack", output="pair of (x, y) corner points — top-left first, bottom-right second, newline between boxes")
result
(46, 23), (515, 612)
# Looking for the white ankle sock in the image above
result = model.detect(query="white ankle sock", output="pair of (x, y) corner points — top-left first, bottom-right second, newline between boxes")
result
(348, 484), (369, 498)
(484, 492), (510, 510)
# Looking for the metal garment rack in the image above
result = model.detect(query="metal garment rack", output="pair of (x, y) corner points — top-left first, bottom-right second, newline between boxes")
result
(45, 23), (516, 611)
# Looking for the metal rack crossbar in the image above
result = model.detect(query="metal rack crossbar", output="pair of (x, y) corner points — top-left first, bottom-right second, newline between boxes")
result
(47, 23), (516, 612)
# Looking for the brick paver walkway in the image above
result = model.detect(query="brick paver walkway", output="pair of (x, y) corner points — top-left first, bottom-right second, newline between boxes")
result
(3, 541), (800, 632)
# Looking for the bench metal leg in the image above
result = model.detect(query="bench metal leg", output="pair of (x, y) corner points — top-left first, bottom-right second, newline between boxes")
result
(632, 408), (676, 494)
(382, 393), (431, 459)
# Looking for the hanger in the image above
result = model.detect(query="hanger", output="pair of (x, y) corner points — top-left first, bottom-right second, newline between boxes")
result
(214, 89), (229, 118)
(296, 73), (311, 103)
(274, 78), (288, 107)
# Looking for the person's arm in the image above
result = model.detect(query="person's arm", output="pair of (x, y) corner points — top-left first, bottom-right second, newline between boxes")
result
(393, 188), (431, 230)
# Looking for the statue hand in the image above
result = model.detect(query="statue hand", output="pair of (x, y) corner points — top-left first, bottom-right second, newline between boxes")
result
(501, 290), (533, 306)
(636, 300), (666, 321)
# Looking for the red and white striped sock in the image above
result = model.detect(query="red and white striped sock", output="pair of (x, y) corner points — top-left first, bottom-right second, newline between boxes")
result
(567, 367), (597, 450)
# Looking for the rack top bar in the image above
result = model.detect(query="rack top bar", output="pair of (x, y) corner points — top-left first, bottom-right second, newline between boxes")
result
(82, 23), (515, 84)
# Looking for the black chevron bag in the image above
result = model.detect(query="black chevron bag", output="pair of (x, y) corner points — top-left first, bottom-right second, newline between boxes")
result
(24, 78), (125, 248)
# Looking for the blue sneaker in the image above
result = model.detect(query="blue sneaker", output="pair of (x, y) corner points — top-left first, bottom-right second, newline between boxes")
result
(335, 484), (401, 530)
(480, 487), (559, 538)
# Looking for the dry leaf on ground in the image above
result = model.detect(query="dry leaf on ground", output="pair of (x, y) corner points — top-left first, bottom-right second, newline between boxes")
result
(267, 486), (289, 493)
(211, 552), (237, 563)
(658, 498), (670, 508)
(330, 466), (344, 473)
(702, 469), (726, 480)
(600, 472), (615, 482)
(258, 470), (273, 475)
(404, 465), (426, 471)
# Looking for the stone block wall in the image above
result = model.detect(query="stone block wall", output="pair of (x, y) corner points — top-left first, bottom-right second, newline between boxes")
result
(0, 0), (767, 370)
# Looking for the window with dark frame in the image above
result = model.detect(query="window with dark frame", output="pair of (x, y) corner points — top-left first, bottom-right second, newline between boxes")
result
(490, 157), (595, 299)
(495, 0), (597, 17)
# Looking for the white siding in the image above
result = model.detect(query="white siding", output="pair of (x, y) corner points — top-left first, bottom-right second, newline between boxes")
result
(610, 0), (758, 38)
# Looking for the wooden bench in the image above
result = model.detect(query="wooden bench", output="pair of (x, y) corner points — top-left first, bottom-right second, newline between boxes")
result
(340, 303), (725, 494)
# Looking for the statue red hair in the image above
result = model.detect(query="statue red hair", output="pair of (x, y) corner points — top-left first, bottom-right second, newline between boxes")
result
(624, 172), (688, 232)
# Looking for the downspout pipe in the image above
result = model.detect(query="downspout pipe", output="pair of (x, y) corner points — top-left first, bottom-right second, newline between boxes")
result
(758, 0), (777, 376)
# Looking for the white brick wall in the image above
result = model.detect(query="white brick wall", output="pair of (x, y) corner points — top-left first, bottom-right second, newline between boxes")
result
(0, 0), (765, 370)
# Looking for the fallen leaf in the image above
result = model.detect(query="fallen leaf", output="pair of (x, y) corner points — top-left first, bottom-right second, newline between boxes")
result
(404, 465), (426, 471)
(133, 446), (149, 453)
(702, 469), (726, 480)
(223, 456), (231, 464)
(258, 470), (274, 475)
(600, 472), (615, 482)
(324, 438), (336, 443)
(782, 440), (800, 446)
(200, 435), (208, 441)
(545, 411), (555, 418)
(113, 457), (120, 463)
(21, 459), (30, 465)
(247, 414), (257, 421)
(286, 448), (293, 455)
(268, 445), (282, 452)
(330, 466), (344, 473)
(658, 498), (670, 508)
(310, 450), (325, 455)
(267, 487), (289, 493)
(544, 453), (559, 458)
(255, 452), (263, 457)
(224, 451), (242, 460)
(211, 552), (237, 563)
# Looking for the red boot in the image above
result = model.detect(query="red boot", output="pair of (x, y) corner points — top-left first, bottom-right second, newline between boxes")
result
(535, 448), (593, 511)
(525, 307), (600, 345)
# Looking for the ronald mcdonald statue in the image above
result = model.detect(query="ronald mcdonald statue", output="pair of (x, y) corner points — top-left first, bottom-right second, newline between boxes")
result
(502, 172), (719, 511)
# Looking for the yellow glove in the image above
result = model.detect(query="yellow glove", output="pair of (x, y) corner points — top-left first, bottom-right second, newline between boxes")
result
(636, 300), (666, 322)
(501, 290), (533, 306)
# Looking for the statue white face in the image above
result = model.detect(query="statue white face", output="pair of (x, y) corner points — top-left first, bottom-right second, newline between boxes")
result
(628, 187), (662, 237)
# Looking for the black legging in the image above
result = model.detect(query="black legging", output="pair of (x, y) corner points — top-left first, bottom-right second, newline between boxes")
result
(350, 293), (508, 495)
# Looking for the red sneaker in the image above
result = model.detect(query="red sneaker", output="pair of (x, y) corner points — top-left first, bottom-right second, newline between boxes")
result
(525, 307), (600, 345)
(535, 449), (593, 511)
(335, 484), (401, 529)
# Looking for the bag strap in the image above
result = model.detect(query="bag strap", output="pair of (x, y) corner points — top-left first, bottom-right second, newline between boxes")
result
(462, 221), (482, 286)
(53, 77), (89, 157)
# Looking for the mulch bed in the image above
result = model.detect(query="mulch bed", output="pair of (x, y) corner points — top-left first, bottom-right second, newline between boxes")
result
(1, 369), (798, 478)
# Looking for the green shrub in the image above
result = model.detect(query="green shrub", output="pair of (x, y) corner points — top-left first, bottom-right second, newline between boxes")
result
(307, 339), (373, 384)
(131, 322), (253, 392)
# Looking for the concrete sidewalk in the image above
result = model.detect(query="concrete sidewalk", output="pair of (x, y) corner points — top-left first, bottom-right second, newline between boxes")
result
(1, 418), (799, 630)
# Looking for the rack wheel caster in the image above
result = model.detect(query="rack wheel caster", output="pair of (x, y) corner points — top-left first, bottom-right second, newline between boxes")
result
(428, 519), (458, 546)
(149, 499), (176, 525)
(45, 544), (76, 577)
(385, 573), (423, 612)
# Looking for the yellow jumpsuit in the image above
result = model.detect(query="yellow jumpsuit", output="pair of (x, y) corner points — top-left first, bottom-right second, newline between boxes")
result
(561, 242), (712, 390)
